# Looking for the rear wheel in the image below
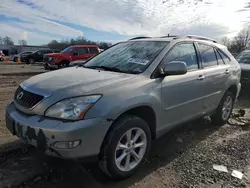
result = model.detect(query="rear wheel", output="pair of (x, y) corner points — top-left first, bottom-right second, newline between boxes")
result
(13, 57), (17, 62)
(99, 115), (151, 179)
(211, 90), (235, 125)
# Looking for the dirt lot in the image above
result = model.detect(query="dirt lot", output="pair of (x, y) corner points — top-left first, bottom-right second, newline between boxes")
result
(1, 63), (250, 188)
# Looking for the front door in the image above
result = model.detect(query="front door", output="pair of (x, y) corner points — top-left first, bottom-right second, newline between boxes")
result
(72, 47), (89, 61)
(160, 42), (206, 131)
(37, 50), (45, 62)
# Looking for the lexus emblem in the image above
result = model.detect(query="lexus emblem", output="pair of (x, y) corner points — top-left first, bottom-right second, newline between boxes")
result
(17, 92), (24, 100)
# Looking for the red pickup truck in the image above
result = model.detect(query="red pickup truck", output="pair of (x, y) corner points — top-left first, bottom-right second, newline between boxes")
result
(44, 45), (100, 70)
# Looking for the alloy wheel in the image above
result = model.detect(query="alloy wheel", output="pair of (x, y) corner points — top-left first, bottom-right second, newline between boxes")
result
(222, 95), (233, 121)
(115, 127), (147, 172)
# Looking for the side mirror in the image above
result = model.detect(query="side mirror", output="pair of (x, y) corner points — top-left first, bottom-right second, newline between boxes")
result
(161, 61), (187, 76)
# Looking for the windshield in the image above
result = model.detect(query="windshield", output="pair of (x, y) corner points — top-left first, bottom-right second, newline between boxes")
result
(84, 41), (168, 74)
(236, 51), (250, 64)
(61, 46), (73, 54)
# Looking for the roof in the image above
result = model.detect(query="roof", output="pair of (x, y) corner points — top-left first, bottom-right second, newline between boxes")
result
(128, 35), (223, 46)
(71, 45), (99, 48)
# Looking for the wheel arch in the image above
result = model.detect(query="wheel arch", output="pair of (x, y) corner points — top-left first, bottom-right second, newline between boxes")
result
(99, 105), (157, 156)
(226, 84), (237, 100)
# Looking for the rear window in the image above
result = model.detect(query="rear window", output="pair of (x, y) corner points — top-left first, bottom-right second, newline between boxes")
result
(218, 50), (230, 64)
(215, 49), (225, 65)
(89, 47), (99, 53)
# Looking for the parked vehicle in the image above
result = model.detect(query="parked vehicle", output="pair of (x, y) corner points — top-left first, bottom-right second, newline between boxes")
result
(43, 45), (99, 70)
(69, 60), (86, 67)
(12, 51), (33, 62)
(6, 35), (241, 179)
(22, 49), (60, 64)
(0, 50), (5, 61)
(236, 50), (250, 85)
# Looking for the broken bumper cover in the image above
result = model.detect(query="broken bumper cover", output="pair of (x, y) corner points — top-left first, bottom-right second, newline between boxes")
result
(5, 101), (111, 159)
(44, 62), (57, 69)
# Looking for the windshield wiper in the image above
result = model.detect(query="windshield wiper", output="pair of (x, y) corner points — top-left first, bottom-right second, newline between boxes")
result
(85, 65), (127, 73)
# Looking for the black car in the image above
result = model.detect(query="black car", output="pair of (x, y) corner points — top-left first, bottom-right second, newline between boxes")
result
(12, 51), (33, 62)
(236, 50), (250, 85)
(22, 49), (61, 64)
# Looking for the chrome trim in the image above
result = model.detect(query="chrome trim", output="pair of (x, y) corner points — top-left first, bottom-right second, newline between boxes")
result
(14, 84), (51, 112)
(20, 83), (51, 97)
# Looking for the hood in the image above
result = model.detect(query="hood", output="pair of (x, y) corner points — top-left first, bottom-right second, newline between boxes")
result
(45, 53), (61, 57)
(22, 67), (135, 97)
(240, 63), (250, 71)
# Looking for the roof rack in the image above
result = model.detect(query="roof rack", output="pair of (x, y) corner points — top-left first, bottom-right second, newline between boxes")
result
(160, 34), (178, 38)
(129, 37), (151, 40)
(186, 35), (218, 43)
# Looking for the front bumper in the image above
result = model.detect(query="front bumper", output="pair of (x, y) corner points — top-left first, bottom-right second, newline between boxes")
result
(44, 62), (58, 70)
(5, 101), (111, 159)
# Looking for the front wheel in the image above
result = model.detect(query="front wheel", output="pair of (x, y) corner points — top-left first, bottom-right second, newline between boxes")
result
(211, 90), (235, 125)
(99, 115), (151, 179)
(28, 58), (35, 64)
(58, 61), (69, 69)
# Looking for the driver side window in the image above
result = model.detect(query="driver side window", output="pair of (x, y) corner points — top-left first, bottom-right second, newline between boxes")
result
(163, 43), (199, 71)
(37, 51), (44, 56)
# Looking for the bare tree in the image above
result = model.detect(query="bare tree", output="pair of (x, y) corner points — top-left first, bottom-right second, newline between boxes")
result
(231, 28), (250, 52)
(3, 36), (14, 45)
(220, 36), (231, 47)
(18, 40), (27, 46)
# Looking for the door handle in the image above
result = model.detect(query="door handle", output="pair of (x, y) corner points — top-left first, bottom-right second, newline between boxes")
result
(197, 75), (205, 80)
(225, 69), (230, 74)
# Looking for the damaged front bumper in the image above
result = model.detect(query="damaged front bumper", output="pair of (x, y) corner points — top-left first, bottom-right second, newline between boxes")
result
(5, 101), (111, 159)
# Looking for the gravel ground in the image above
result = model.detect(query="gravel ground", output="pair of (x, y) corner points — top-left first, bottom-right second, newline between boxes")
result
(1, 63), (250, 188)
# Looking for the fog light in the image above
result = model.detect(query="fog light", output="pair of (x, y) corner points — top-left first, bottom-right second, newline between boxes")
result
(53, 140), (81, 149)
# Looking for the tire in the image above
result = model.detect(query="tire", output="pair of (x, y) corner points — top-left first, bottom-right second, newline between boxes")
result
(44, 63), (49, 70)
(29, 58), (35, 64)
(13, 57), (17, 62)
(58, 61), (69, 69)
(211, 90), (235, 125)
(99, 115), (151, 179)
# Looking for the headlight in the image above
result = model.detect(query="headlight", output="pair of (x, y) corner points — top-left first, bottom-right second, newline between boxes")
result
(45, 95), (101, 120)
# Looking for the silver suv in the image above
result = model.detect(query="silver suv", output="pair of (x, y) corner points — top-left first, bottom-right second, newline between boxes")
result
(6, 35), (241, 179)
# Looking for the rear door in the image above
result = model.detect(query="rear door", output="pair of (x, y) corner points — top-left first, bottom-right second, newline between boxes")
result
(72, 47), (89, 61)
(160, 42), (207, 131)
(197, 43), (231, 113)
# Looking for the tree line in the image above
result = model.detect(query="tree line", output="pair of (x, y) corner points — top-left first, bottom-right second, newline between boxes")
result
(0, 35), (112, 50)
(47, 36), (112, 50)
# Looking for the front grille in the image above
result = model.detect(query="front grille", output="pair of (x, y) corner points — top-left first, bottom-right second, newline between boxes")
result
(43, 55), (49, 63)
(14, 86), (44, 109)
(43, 55), (53, 63)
